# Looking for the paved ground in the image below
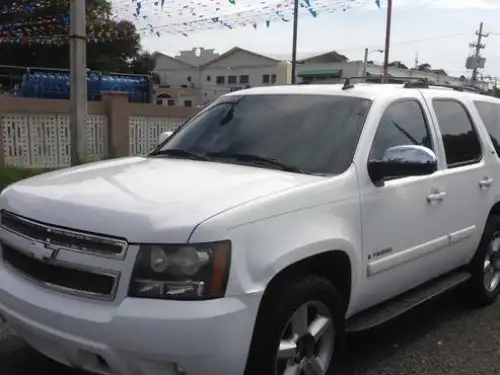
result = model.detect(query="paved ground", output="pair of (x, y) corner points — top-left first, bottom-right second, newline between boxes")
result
(1, 286), (500, 375)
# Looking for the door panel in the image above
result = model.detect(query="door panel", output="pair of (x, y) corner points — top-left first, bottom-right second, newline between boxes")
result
(356, 97), (452, 313)
(419, 93), (495, 264)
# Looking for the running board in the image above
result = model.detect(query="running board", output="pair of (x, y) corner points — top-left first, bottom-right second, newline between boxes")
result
(345, 270), (471, 333)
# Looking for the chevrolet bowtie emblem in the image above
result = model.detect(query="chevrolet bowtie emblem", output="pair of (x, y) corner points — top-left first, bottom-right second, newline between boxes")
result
(42, 238), (59, 263)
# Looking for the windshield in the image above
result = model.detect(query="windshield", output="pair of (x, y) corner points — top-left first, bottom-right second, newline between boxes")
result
(152, 94), (372, 175)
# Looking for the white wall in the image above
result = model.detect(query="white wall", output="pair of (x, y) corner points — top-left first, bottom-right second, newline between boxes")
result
(200, 66), (280, 102)
(194, 49), (289, 103)
(153, 55), (199, 88)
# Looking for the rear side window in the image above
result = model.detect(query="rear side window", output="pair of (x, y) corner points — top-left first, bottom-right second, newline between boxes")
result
(432, 100), (482, 167)
(473, 101), (500, 156)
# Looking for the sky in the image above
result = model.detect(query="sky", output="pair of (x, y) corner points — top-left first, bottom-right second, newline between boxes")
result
(134, 0), (500, 80)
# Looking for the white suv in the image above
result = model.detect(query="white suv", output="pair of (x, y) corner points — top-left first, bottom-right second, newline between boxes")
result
(1, 82), (500, 375)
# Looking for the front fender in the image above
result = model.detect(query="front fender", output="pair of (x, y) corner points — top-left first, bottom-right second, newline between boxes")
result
(191, 196), (362, 313)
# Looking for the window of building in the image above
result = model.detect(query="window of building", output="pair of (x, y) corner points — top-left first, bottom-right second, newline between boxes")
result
(240, 75), (250, 84)
(184, 100), (193, 107)
(216, 76), (225, 85)
(262, 74), (270, 84)
(187, 76), (191, 82)
(370, 100), (432, 162)
(271, 74), (277, 84)
(433, 99), (482, 167)
(206, 76), (211, 81)
(167, 99), (175, 106)
(228, 75), (237, 84)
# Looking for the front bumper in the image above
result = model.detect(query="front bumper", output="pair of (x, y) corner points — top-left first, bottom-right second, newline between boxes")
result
(0, 264), (262, 375)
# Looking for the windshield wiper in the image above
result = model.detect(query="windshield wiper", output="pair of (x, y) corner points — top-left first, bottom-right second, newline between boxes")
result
(207, 152), (305, 173)
(149, 148), (211, 161)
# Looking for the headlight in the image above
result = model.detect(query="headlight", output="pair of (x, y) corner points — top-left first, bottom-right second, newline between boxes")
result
(128, 241), (231, 300)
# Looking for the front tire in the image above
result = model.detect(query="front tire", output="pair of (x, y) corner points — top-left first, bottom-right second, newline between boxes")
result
(245, 275), (345, 375)
(466, 214), (500, 306)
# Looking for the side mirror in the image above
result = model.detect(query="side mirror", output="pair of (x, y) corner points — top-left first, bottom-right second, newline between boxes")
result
(368, 145), (437, 185)
(158, 131), (173, 145)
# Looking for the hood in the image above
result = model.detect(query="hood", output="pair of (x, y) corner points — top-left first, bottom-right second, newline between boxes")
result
(0, 157), (321, 242)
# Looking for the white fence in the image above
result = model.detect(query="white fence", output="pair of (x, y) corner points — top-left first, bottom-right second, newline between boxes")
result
(1, 114), (187, 167)
(128, 116), (186, 155)
(1, 114), (108, 168)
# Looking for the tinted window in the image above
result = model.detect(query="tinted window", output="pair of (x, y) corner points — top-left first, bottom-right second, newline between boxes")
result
(369, 100), (432, 160)
(474, 101), (500, 156)
(157, 95), (373, 175)
(433, 100), (482, 166)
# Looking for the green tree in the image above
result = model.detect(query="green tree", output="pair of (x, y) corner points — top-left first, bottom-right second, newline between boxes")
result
(0, 0), (141, 72)
(492, 86), (500, 98)
(129, 51), (156, 75)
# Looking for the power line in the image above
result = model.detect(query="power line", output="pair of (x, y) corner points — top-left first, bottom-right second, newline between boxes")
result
(330, 32), (473, 55)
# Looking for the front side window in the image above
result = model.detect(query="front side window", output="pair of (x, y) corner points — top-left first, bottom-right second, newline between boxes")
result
(154, 94), (373, 175)
(370, 99), (432, 161)
(433, 99), (482, 167)
(473, 100), (500, 156)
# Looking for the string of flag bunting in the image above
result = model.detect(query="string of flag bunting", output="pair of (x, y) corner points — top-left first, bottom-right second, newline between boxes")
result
(0, 0), (381, 44)
(113, 0), (380, 37)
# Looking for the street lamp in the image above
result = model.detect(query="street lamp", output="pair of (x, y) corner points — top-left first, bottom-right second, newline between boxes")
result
(363, 48), (384, 82)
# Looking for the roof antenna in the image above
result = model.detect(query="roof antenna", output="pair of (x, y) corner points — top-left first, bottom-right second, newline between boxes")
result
(342, 77), (354, 90)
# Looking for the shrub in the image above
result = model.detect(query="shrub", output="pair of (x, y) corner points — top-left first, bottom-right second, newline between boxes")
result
(0, 166), (52, 191)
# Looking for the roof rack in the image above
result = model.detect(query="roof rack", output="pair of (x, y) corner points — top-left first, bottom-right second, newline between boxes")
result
(336, 76), (489, 95)
(342, 77), (355, 90)
(300, 76), (490, 95)
(339, 76), (430, 91)
(402, 80), (488, 94)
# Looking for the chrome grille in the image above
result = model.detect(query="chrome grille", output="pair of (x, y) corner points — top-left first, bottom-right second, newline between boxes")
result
(0, 210), (128, 259)
(1, 243), (119, 300)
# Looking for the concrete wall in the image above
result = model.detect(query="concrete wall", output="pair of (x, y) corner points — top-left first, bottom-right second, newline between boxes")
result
(0, 93), (199, 168)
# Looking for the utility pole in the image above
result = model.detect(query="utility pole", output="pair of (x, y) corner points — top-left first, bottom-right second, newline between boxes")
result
(363, 48), (383, 82)
(69, 0), (87, 165)
(291, 0), (299, 84)
(363, 48), (369, 82)
(469, 22), (489, 83)
(382, 0), (393, 84)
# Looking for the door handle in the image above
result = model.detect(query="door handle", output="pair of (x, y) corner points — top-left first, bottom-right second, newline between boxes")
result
(479, 177), (493, 188)
(427, 191), (446, 203)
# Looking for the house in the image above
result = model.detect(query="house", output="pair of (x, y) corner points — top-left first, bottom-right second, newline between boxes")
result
(196, 47), (292, 103)
(152, 51), (201, 107)
(152, 46), (482, 105)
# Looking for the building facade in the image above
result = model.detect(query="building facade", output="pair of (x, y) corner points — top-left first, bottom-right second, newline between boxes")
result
(152, 46), (482, 106)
